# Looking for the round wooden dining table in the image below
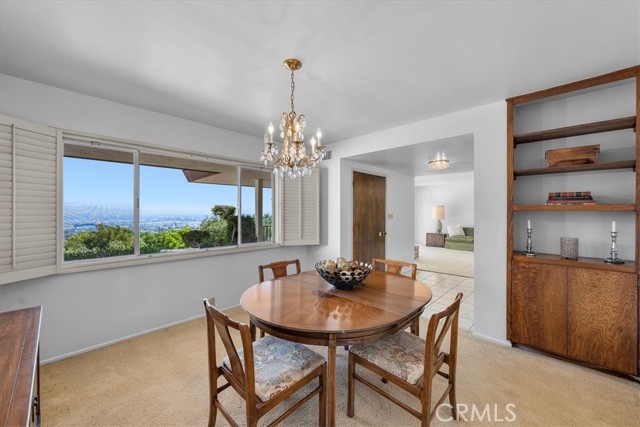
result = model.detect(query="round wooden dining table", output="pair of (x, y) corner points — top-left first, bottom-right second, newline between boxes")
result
(240, 270), (432, 427)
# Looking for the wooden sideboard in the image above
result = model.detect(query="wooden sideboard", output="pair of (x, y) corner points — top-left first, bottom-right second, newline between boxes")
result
(0, 306), (42, 427)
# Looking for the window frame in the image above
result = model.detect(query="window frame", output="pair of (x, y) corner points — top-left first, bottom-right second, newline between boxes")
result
(237, 165), (275, 245)
(58, 131), (280, 273)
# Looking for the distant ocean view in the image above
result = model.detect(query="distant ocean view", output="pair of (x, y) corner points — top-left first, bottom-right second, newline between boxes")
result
(64, 205), (207, 238)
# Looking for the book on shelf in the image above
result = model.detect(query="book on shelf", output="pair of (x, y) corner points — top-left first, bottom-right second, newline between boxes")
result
(547, 196), (594, 201)
(545, 199), (597, 205)
(548, 191), (592, 198)
(546, 191), (595, 205)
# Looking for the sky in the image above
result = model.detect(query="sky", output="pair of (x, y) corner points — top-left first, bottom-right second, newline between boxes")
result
(63, 157), (272, 219)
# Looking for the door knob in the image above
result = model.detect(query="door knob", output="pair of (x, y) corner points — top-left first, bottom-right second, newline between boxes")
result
(378, 231), (387, 237)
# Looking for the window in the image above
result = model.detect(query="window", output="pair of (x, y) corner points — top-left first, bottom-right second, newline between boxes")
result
(63, 145), (135, 260)
(1, 113), (319, 284)
(62, 136), (276, 264)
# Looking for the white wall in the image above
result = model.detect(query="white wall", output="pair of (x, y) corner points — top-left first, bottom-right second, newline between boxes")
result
(1, 73), (510, 359)
(414, 171), (474, 243)
(311, 101), (508, 345)
(0, 75), (310, 361)
(4, 71), (628, 357)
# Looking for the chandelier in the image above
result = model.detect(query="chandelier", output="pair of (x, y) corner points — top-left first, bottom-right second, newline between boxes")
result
(427, 157), (449, 171)
(260, 58), (325, 178)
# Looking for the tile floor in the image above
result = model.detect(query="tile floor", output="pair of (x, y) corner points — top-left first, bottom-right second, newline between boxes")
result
(416, 270), (474, 331)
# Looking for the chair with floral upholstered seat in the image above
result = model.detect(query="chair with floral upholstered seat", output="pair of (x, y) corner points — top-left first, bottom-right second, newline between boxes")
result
(203, 298), (327, 427)
(347, 292), (463, 427)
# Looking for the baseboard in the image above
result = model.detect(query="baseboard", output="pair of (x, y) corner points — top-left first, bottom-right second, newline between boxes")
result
(42, 303), (242, 364)
(472, 331), (511, 347)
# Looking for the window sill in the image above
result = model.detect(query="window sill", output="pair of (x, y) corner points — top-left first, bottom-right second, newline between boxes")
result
(58, 242), (282, 275)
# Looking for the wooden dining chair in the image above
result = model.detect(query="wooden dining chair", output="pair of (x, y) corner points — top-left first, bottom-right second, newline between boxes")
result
(258, 258), (301, 282)
(372, 258), (419, 334)
(203, 298), (327, 427)
(257, 259), (302, 338)
(372, 258), (417, 278)
(347, 292), (463, 427)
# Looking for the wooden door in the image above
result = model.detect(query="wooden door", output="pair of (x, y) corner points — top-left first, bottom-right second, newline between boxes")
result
(510, 262), (567, 355)
(567, 268), (638, 374)
(353, 171), (385, 264)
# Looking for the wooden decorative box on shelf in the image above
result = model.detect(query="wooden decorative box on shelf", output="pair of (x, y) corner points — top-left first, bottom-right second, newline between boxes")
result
(545, 144), (600, 167)
(506, 65), (640, 379)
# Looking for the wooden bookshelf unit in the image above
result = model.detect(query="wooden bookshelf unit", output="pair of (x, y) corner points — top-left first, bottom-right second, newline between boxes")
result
(506, 66), (640, 378)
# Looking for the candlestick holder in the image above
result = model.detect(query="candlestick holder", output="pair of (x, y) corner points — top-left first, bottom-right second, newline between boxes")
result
(604, 231), (624, 264)
(522, 228), (536, 257)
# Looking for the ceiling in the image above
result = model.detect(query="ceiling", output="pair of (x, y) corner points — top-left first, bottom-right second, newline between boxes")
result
(0, 1), (638, 177)
(347, 134), (474, 177)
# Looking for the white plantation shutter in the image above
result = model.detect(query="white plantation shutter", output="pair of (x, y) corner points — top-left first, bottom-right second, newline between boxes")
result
(0, 115), (58, 285)
(281, 171), (320, 245)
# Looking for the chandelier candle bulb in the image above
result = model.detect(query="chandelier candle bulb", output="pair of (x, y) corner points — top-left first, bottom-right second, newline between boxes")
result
(527, 219), (531, 230)
(612, 221), (616, 232)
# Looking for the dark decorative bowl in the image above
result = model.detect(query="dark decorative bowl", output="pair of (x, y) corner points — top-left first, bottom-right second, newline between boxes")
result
(315, 260), (372, 290)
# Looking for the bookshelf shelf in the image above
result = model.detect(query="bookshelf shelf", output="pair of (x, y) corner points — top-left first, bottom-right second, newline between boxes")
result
(513, 116), (636, 145)
(513, 204), (636, 212)
(513, 160), (636, 177)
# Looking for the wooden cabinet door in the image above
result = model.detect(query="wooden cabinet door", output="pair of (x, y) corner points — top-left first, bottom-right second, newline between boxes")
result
(511, 262), (567, 355)
(567, 268), (638, 375)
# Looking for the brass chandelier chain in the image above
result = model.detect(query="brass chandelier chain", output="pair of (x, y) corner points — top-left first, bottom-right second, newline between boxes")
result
(290, 69), (296, 117)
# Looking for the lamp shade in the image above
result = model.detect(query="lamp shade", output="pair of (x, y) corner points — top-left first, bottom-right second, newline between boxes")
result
(432, 206), (445, 220)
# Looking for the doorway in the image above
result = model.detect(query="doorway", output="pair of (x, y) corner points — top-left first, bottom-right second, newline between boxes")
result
(353, 171), (385, 263)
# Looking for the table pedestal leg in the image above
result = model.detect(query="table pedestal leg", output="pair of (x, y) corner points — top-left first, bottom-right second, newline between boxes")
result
(327, 335), (337, 427)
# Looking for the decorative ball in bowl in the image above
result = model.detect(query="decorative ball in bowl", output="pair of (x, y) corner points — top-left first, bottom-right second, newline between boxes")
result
(315, 258), (372, 290)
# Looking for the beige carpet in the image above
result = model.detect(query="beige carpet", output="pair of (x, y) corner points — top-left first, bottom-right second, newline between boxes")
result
(415, 244), (474, 278)
(41, 307), (639, 427)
